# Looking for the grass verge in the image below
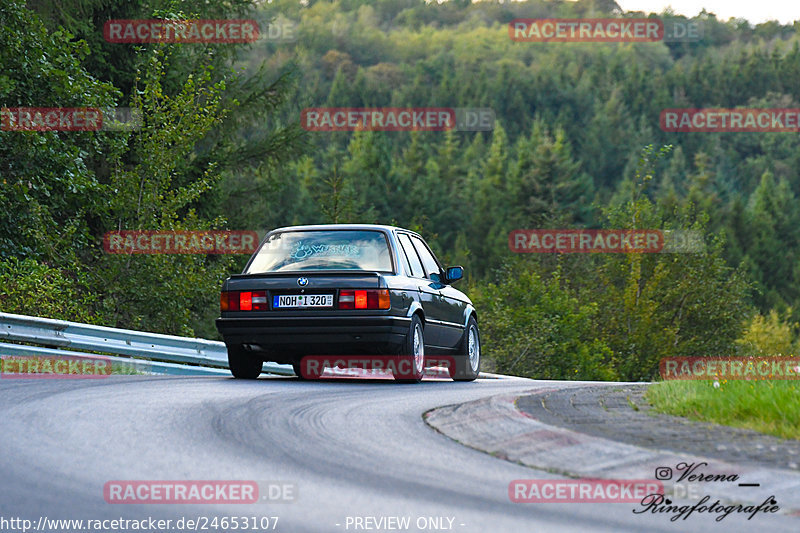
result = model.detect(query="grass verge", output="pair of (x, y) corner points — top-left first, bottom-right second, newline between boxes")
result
(646, 379), (800, 440)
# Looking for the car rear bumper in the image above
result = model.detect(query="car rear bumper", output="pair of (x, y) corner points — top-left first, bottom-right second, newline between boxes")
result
(216, 315), (411, 357)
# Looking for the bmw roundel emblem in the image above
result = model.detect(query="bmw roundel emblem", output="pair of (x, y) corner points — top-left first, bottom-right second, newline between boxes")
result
(297, 277), (309, 287)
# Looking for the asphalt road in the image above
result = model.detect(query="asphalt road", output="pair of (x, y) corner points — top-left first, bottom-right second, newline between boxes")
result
(0, 375), (796, 533)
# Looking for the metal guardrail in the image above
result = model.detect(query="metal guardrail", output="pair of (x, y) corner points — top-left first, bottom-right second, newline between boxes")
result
(0, 312), (293, 376)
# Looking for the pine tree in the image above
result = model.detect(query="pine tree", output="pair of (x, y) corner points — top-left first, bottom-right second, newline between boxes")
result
(341, 130), (392, 222)
(468, 124), (509, 277)
(744, 171), (800, 312)
(511, 120), (594, 227)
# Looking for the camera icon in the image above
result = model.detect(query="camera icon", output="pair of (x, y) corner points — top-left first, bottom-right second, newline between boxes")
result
(655, 467), (673, 480)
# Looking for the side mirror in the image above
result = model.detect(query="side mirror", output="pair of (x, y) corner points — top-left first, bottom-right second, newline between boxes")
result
(445, 266), (464, 284)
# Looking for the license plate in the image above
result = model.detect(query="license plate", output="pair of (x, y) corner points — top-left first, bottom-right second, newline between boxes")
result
(274, 294), (333, 308)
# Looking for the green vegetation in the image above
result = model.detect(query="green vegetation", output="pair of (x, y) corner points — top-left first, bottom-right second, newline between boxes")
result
(647, 313), (800, 438)
(1, 0), (303, 339)
(647, 380), (800, 440)
(4, 0), (800, 384)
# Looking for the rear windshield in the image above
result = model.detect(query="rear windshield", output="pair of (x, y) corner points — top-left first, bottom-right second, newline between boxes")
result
(245, 230), (393, 273)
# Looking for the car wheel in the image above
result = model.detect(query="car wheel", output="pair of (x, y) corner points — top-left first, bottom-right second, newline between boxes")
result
(453, 317), (480, 381)
(227, 344), (263, 379)
(292, 361), (308, 380)
(395, 315), (425, 383)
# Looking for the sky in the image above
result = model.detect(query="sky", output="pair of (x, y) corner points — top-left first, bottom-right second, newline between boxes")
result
(615, 0), (800, 24)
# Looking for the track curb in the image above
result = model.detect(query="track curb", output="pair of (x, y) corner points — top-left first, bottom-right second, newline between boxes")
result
(424, 385), (800, 515)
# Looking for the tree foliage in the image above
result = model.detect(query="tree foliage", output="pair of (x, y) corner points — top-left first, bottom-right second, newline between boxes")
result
(3, 0), (799, 378)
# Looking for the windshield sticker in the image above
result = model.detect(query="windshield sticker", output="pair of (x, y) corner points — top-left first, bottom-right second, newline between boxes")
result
(290, 242), (362, 260)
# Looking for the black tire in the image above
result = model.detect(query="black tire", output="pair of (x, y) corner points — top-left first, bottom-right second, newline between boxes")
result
(453, 316), (480, 381)
(292, 361), (307, 380)
(394, 314), (425, 383)
(227, 344), (263, 379)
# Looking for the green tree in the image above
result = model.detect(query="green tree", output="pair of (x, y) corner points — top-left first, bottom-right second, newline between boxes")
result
(741, 171), (800, 313)
(595, 147), (752, 380)
(509, 119), (594, 227)
(97, 48), (236, 336)
(468, 124), (510, 277)
(0, 0), (121, 263)
(472, 261), (618, 380)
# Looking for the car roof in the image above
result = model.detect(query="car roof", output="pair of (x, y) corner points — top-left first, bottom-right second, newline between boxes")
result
(268, 224), (420, 237)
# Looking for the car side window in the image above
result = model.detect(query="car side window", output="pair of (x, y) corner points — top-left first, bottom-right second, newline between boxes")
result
(397, 234), (425, 278)
(410, 236), (442, 280)
(395, 235), (414, 274)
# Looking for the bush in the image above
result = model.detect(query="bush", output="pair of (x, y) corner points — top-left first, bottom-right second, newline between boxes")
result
(472, 261), (618, 381)
(0, 257), (105, 323)
(735, 309), (799, 356)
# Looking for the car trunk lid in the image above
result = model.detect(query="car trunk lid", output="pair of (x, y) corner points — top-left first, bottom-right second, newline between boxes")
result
(224, 271), (384, 291)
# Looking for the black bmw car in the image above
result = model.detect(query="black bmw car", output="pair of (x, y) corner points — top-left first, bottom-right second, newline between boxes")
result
(215, 224), (480, 382)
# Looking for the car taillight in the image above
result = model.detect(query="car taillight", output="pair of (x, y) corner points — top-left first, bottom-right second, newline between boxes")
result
(220, 290), (268, 312)
(252, 291), (268, 309)
(355, 290), (367, 308)
(220, 292), (229, 311)
(338, 289), (390, 310)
